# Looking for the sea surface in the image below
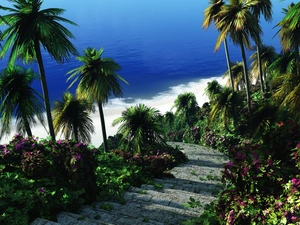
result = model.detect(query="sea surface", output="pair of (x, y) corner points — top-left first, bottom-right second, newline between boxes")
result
(0, 0), (295, 107)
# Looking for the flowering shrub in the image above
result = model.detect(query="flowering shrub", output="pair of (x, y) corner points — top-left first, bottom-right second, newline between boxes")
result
(21, 150), (49, 177)
(1, 134), (177, 224)
(0, 135), (100, 224)
(202, 129), (240, 154)
(112, 150), (176, 177)
(215, 121), (300, 224)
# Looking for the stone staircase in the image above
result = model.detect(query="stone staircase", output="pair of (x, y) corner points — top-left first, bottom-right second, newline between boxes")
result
(30, 142), (228, 225)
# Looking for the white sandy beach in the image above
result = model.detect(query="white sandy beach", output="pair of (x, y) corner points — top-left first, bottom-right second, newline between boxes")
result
(1, 76), (226, 147)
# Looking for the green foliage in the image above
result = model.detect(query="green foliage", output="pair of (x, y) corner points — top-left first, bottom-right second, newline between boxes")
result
(99, 203), (114, 211)
(182, 202), (221, 225)
(95, 152), (146, 200)
(0, 134), (173, 224)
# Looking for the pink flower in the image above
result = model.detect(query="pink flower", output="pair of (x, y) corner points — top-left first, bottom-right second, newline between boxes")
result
(278, 121), (284, 127)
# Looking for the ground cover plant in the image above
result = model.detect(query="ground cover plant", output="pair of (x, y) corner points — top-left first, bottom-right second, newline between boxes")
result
(0, 134), (184, 224)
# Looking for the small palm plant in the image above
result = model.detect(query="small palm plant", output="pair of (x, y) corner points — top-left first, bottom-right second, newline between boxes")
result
(172, 92), (198, 128)
(52, 92), (95, 143)
(112, 104), (165, 154)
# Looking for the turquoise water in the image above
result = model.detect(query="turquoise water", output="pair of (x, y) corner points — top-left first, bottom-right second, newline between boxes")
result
(0, 0), (294, 105)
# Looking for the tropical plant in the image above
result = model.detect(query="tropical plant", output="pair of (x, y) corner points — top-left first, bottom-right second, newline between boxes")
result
(112, 104), (165, 154)
(203, 0), (234, 90)
(172, 92), (198, 128)
(267, 51), (294, 76)
(209, 87), (241, 132)
(250, 45), (277, 89)
(0, 0), (78, 140)
(52, 92), (95, 143)
(250, 0), (273, 93)
(204, 80), (224, 104)
(164, 111), (175, 132)
(67, 47), (128, 151)
(215, 0), (262, 114)
(272, 69), (300, 119)
(223, 61), (245, 91)
(276, 2), (300, 76)
(0, 65), (45, 139)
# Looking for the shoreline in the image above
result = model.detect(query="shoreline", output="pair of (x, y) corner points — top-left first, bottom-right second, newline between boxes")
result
(1, 76), (226, 147)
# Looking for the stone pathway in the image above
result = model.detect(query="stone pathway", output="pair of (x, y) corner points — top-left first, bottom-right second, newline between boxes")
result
(31, 142), (228, 225)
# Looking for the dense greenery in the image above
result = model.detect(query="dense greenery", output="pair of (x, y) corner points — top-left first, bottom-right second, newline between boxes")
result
(1, 0), (300, 224)
(0, 134), (186, 224)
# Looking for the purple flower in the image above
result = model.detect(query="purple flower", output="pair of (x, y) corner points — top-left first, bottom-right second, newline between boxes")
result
(226, 161), (234, 168)
(2, 149), (10, 157)
(38, 187), (45, 193)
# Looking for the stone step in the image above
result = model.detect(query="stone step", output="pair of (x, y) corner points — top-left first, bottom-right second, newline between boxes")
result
(79, 205), (164, 225)
(145, 177), (223, 195)
(57, 212), (111, 225)
(125, 186), (215, 212)
(83, 201), (200, 225)
(30, 218), (61, 225)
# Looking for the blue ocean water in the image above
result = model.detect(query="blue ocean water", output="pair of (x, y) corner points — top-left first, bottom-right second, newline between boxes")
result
(0, 0), (294, 105)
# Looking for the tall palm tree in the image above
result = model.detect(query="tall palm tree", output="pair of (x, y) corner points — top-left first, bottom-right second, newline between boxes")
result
(203, 0), (234, 90)
(112, 104), (164, 154)
(172, 92), (198, 128)
(250, 45), (277, 89)
(67, 47), (128, 152)
(0, 0), (78, 140)
(52, 92), (95, 143)
(223, 61), (245, 91)
(250, 0), (273, 93)
(215, 0), (262, 114)
(0, 65), (45, 139)
(276, 2), (300, 77)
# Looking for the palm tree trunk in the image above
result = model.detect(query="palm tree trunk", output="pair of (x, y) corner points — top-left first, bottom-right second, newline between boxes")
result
(224, 38), (234, 91)
(186, 110), (192, 128)
(24, 118), (32, 137)
(239, 40), (251, 115)
(34, 40), (56, 141)
(257, 45), (265, 93)
(98, 101), (108, 152)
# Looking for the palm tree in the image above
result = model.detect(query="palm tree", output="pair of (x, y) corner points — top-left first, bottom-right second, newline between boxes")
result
(223, 61), (245, 91)
(272, 69), (300, 119)
(215, 0), (262, 114)
(52, 92), (95, 143)
(0, 65), (45, 139)
(204, 80), (223, 102)
(250, 45), (277, 89)
(164, 111), (175, 132)
(0, 0), (78, 140)
(172, 92), (198, 128)
(67, 47), (128, 152)
(209, 87), (241, 131)
(112, 104), (164, 154)
(250, 0), (273, 93)
(276, 2), (300, 77)
(203, 0), (234, 90)
(267, 51), (294, 80)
